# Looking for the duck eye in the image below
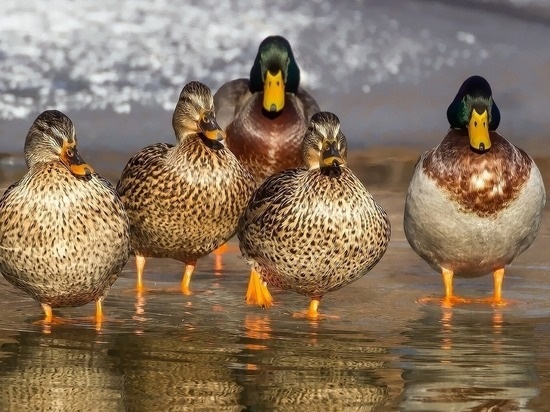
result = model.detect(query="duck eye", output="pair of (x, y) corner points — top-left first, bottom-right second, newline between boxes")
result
(66, 148), (74, 157)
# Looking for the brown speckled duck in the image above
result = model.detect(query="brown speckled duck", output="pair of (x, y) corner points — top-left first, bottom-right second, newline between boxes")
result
(117, 81), (255, 294)
(0, 110), (130, 324)
(404, 75), (546, 306)
(214, 35), (320, 184)
(238, 112), (391, 318)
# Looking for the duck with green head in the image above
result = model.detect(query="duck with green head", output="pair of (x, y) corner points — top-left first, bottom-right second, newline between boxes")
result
(214, 35), (320, 184)
(404, 75), (546, 306)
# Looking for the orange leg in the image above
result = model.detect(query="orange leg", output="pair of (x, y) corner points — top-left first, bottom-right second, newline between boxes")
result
(181, 261), (196, 295)
(135, 254), (146, 293)
(493, 268), (504, 304)
(292, 296), (339, 320)
(213, 244), (229, 273)
(245, 269), (273, 308)
(307, 298), (321, 318)
(35, 303), (70, 326)
(418, 268), (467, 307)
(441, 268), (472, 305)
(442, 268), (454, 302)
(95, 299), (104, 331)
(96, 299), (104, 323)
(41, 303), (53, 323)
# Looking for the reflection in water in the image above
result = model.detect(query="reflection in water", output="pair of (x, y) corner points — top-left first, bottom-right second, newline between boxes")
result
(0, 329), (123, 411)
(234, 315), (393, 411)
(112, 329), (243, 411)
(399, 307), (539, 411)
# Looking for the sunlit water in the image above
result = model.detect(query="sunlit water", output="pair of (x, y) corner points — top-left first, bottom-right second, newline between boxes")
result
(0, 155), (549, 411)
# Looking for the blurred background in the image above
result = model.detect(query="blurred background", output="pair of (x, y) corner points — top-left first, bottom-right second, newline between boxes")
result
(0, 0), (548, 173)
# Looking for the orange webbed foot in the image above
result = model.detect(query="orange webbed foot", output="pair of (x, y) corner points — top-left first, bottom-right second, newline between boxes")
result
(245, 269), (273, 308)
(291, 298), (339, 320)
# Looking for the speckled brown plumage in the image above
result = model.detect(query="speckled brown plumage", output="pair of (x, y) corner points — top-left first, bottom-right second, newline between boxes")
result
(0, 110), (130, 319)
(214, 35), (320, 184)
(238, 112), (391, 315)
(423, 129), (532, 217)
(116, 81), (255, 291)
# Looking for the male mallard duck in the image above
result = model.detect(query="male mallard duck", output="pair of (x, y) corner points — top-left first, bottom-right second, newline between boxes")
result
(117, 81), (255, 294)
(0, 110), (130, 324)
(238, 112), (391, 317)
(214, 35), (320, 184)
(404, 75), (546, 305)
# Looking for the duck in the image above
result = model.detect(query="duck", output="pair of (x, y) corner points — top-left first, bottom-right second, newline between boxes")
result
(116, 81), (255, 294)
(238, 111), (391, 318)
(404, 75), (546, 306)
(214, 35), (320, 184)
(0, 110), (130, 324)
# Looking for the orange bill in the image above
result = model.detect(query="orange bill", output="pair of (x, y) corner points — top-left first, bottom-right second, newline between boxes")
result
(60, 141), (94, 176)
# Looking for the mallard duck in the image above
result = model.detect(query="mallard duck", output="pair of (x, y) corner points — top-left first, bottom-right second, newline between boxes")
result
(116, 81), (255, 294)
(404, 75), (546, 305)
(238, 112), (391, 317)
(0, 110), (130, 324)
(214, 35), (320, 184)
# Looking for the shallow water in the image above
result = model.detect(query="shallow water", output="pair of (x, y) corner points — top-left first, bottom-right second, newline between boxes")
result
(0, 154), (549, 411)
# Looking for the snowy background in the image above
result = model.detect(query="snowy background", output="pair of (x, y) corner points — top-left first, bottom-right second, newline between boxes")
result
(0, 0), (548, 155)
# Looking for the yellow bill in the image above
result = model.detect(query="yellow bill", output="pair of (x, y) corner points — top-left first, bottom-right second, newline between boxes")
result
(468, 108), (491, 151)
(263, 70), (285, 112)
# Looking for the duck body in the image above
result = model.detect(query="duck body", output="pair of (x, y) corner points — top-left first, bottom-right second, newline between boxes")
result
(240, 166), (390, 296)
(116, 81), (255, 293)
(405, 129), (545, 278)
(214, 35), (320, 183)
(238, 112), (391, 316)
(403, 75), (546, 303)
(0, 110), (130, 320)
(118, 136), (254, 262)
(221, 86), (315, 180)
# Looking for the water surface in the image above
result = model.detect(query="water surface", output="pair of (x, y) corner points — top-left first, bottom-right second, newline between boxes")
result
(0, 155), (549, 411)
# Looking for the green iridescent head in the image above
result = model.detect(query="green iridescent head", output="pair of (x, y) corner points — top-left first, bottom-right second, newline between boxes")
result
(446, 75), (501, 152)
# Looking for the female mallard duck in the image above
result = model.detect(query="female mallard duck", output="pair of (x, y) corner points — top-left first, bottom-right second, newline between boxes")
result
(214, 35), (320, 184)
(0, 110), (130, 324)
(238, 112), (391, 317)
(404, 75), (546, 306)
(117, 81), (255, 294)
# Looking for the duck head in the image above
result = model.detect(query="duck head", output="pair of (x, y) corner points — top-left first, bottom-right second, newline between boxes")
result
(24, 110), (94, 177)
(446, 75), (501, 152)
(249, 35), (301, 114)
(303, 112), (348, 170)
(173, 81), (225, 143)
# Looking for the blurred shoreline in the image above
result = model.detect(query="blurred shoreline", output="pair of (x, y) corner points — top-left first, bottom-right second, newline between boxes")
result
(2, 145), (550, 196)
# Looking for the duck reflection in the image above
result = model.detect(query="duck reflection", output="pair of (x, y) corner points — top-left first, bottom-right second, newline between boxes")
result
(234, 314), (393, 411)
(399, 307), (538, 411)
(0, 328), (123, 411)
(112, 328), (243, 411)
